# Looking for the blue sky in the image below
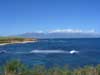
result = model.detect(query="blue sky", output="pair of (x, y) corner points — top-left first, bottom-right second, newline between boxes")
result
(0, 0), (100, 35)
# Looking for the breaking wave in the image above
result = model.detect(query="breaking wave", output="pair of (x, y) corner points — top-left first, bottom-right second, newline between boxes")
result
(0, 50), (79, 54)
(30, 49), (79, 54)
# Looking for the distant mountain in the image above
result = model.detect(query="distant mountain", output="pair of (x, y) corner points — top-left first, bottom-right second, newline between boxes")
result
(14, 32), (100, 39)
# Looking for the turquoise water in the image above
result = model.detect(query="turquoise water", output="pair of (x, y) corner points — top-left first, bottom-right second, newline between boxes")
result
(0, 38), (100, 67)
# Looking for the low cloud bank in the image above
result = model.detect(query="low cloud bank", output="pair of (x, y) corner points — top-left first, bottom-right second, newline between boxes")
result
(35, 29), (97, 34)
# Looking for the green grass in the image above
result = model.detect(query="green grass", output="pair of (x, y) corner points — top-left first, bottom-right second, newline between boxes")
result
(0, 36), (23, 39)
(0, 60), (100, 75)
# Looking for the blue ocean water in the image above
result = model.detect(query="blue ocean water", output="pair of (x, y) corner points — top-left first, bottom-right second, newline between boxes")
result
(0, 38), (100, 68)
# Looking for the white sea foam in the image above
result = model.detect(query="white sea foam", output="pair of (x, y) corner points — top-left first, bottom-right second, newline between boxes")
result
(0, 50), (79, 54)
(69, 50), (79, 54)
(30, 50), (79, 54)
(30, 50), (67, 54)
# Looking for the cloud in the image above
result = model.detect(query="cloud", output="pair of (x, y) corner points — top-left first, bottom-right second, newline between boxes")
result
(33, 29), (97, 34)
(34, 31), (44, 33)
(48, 29), (96, 33)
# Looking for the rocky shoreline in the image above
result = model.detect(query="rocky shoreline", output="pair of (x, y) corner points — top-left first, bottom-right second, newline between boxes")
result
(0, 41), (37, 46)
(0, 37), (37, 46)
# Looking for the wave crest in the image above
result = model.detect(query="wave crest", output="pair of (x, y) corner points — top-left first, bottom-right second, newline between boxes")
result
(0, 50), (79, 54)
(30, 50), (79, 54)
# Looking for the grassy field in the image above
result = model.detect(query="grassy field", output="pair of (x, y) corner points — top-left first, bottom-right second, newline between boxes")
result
(0, 60), (100, 75)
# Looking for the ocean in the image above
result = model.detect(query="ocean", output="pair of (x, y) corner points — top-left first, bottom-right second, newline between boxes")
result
(0, 38), (100, 68)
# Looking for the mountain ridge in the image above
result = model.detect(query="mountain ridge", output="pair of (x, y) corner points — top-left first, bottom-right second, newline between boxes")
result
(13, 32), (100, 39)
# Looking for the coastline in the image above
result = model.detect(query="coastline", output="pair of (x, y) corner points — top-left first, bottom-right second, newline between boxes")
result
(0, 41), (37, 46)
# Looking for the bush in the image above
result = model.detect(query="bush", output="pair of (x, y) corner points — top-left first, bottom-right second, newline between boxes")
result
(1, 60), (100, 75)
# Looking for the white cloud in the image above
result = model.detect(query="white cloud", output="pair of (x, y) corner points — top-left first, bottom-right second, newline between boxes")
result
(35, 31), (44, 33)
(48, 29), (96, 33)
(34, 29), (97, 34)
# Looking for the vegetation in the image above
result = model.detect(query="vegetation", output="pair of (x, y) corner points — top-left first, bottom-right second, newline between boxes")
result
(0, 37), (37, 44)
(0, 60), (100, 75)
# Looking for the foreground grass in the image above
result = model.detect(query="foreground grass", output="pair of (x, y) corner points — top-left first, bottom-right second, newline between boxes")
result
(0, 60), (100, 75)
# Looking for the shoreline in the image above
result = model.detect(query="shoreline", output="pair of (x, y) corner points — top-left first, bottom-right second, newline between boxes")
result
(0, 41), (37, 46)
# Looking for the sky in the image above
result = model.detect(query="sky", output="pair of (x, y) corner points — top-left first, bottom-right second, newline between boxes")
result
(0, 0), (100, 35)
